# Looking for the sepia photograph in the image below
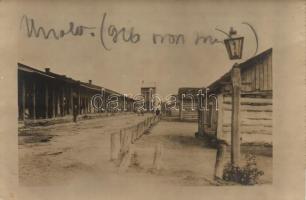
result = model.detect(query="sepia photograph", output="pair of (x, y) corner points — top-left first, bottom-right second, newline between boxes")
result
(0, 0), (304, 200)
(17, 2), (273, 187)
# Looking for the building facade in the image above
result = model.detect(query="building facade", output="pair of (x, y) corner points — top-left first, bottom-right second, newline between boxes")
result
(18, 63), (134, 121)
(178, 87), (201, 122)
(140, 87), (157, 111)
(198, 48), (273, 144)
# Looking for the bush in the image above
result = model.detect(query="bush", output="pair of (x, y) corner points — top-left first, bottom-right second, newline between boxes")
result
(223, 153), (264, 185)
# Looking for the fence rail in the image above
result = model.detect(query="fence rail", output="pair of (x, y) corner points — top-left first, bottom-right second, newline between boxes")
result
(110, 115), (160, 162)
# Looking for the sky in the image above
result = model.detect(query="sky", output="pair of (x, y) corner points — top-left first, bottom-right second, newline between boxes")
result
(17, 0), (300, 97)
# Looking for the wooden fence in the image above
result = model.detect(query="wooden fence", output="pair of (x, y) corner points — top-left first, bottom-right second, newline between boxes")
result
(110, 115), (160, 163)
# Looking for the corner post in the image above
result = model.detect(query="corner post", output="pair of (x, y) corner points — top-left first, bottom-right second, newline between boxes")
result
(231, 63), (241, 165)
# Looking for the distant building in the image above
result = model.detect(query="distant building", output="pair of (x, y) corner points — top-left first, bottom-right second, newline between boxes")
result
(178, 87), (201, 121)
(140, 87), (156, 111)
(18, 63), (134, 121)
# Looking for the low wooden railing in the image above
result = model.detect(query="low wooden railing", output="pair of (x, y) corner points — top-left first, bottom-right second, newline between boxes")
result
(110, 115), (160, 163)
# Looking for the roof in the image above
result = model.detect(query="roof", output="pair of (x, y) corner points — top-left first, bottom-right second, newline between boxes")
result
(18, 63), (103, 91)
(18, 63), (130, 97)
(178, 87), (202, 97)
(207, 48), (272, 93)
(18, 63), (55, 79)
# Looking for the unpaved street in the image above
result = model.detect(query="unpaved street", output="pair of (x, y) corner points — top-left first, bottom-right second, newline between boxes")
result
(130, 121), (272, 186)
(19, 115), (272, 189)
(19, 113), (153, 186)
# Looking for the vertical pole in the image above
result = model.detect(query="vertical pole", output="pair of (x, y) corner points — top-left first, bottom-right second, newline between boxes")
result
(110, 133), (117, 161)
(214, 142), (227, 179)
(197, 109), (202, 135)
(21, 80), (26, 120)
(202, 108), (207, 133)
(62, 88), (65, 116)
(70, 87), (73, 115)
(52, 88), (55, 118)
(179, 101), (183, 120)
(32, 82), (36, 120)
(57, 91), (60, 116)
(153, 143), (163, 170)
(45, 84), (49, 118)
(231, 64), (241, 165)
(78, 86), (81, 114)
(86, 96), (89, 113)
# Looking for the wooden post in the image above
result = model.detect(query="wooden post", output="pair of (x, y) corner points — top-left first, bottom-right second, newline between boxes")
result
(231, 64), (241, 165)
(201, 109), (204, 134)
(62, 88), (65, 116)
(202, 108), (208, 134)
(78, 88), (81, 114)
(32, 82), (36, 120)
(70, 87), (73, 115)
(153, 143), (163, 170)
(52, 88), (55, 118)
(179, 101), (183, 120)
(216, 94), (223, 139)
(21, 80), (26, 120)
(45, 84), (49, 118)
(86, 96), (89, 113)
(57, 91), (60, 116)
(110, 133), (118, 161)
(198, 109), (202, 135)
(214, 142), (227, 179)
(118, 146), (133, 172)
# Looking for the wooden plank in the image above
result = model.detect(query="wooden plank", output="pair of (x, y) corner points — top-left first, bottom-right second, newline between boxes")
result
(241, 119), (272, 126)
(223, 96), (272, 104)
(223, 129), (272, 136)
(223, 110), (272, 123)
(223, 103), (272, 112)
(241, 111), (272, 119)
(223, 124), (272, 132)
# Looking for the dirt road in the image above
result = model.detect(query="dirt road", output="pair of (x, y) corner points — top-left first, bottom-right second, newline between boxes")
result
(130, 120), (272, 185)
(19, 115), (272, 192)
(19, 113), (154, 186)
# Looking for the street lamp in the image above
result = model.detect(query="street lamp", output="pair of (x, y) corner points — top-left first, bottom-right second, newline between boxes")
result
(224, 27), (244, 60)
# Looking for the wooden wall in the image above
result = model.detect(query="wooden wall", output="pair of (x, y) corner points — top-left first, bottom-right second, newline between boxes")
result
(241, 52), (272, 92)
(217, 94), (272, 144)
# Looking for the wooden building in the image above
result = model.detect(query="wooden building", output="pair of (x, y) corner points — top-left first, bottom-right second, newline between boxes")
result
(18, 63), (134, 121)
(178, 87), (201, 122)
(198, 48), (273, 144)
